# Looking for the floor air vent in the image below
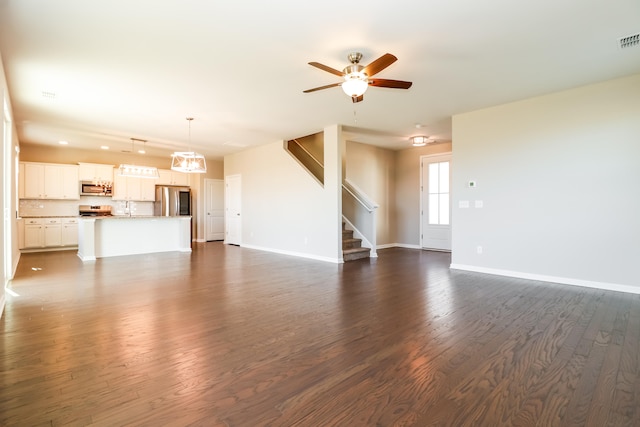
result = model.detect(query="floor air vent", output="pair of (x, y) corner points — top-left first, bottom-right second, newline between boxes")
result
(619, 33), (639, 49)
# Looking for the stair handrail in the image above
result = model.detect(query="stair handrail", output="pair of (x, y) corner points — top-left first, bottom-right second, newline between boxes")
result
(290, 138), (323, 168)
(342, 179), (379, 213)
(341, 179), (378, 257)
(285, 138), (324, 185)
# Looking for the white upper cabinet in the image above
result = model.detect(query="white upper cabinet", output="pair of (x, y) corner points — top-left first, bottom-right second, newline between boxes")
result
(78, 162), (114, 182)
(21, 162), (79, 200)
(157, 169), (189, 186)
(112, 170), (156, 201)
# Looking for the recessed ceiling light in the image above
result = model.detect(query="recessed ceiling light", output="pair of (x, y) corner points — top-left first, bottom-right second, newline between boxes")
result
(100, 145), (109, 150)
(58, 140), (68, 145)
(138, 149), (146, 154)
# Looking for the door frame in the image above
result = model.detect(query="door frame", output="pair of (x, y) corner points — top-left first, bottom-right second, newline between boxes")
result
(419, 152), (452, 251)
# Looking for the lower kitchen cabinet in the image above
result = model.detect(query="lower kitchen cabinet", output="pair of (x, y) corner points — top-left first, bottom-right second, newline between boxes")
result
(62, 218), (79, 246)
(23, 218), (44, 248)
(44, 218), (62, 247)
(20, 217), (79, 250)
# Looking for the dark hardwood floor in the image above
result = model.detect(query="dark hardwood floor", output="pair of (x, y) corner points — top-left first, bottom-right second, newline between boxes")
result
(1, 244), (639, 426)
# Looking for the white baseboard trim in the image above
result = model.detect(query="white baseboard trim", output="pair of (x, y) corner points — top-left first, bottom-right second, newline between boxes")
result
(241, 244), (343, 264)
(450, 263), (640, 295)
(377, 243), (421, 250)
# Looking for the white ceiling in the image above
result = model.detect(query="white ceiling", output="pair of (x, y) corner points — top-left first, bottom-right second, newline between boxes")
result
(1, 0), (639, 160)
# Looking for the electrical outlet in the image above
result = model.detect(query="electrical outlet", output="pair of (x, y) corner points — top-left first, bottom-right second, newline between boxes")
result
(477, 246), (483, 254)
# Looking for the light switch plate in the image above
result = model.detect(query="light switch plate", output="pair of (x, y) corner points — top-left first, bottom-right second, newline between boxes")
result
(475, 200), (483, 208)
(459, 200), (470, 208)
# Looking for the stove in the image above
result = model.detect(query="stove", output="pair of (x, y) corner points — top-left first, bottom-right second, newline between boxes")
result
(79, 205), (113, 217)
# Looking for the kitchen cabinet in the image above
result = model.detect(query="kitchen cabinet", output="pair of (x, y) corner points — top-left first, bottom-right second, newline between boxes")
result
(157, 169), (189, 186)
(78, 162), (114, 182)
(112, 172), (155, 201)
(21, 162), (79, 200)
(20, 217), (79, 249)
(43, 218), (62, 247)
(62, 218), (79, 246)
(22, 218), (44, 248)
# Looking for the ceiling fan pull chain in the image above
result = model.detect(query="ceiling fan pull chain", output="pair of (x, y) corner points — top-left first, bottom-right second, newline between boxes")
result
(353, 108), (357, 124)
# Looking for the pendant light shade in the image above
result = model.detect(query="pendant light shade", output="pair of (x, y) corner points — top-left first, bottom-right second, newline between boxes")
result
(171, 117), (207, 173)
(171, 152), (207, 173)
(118, 164), (160, 178)
(118, 138), (160, 178)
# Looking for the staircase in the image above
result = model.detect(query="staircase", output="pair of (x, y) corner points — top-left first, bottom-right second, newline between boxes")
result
(342, 222), (371, 261)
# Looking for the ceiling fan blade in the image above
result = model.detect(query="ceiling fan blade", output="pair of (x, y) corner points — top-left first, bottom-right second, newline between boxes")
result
(308, 62), (344, 77)
(351, 94), (364, 103)
(369, 79), (413, 89)
(303, 82), (342, 93)
(363, 53), (397, 77)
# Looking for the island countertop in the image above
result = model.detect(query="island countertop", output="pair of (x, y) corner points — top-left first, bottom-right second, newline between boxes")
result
(78, 216), (191, 261)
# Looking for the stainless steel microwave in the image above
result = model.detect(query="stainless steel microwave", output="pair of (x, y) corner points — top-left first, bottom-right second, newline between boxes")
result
(80, 181), (113, 196)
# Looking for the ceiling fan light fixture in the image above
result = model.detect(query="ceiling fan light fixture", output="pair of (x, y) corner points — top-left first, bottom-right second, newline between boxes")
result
(341, 73), (369, 97)
(411, 135), (431, 147)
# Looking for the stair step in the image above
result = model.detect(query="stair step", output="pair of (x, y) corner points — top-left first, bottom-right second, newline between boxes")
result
(342, 230), (354, 239)
(342, 237), (362, 250)
(343, 247), (371, 262)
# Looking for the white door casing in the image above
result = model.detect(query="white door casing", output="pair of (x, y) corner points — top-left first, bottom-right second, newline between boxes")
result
(421, 153), (452, 251)
(225, 174), (241, 245)
(205, 179), (225, 241)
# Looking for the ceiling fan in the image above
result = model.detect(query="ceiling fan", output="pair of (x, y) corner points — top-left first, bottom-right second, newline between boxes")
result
(303, 52), (412, 103)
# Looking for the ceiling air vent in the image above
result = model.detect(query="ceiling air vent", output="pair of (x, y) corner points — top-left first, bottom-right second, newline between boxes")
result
(619, 33), (639, 49)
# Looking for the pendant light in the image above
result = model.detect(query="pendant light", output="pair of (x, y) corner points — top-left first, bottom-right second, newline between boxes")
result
(118, 138), (160, 178)
(171, 117), (207, 173)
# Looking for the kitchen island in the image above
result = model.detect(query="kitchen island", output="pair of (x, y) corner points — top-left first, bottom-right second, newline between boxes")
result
(77, 216), (191, 261)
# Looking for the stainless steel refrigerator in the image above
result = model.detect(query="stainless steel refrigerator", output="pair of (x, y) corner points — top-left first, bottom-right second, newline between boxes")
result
(154, 186), (191, 216)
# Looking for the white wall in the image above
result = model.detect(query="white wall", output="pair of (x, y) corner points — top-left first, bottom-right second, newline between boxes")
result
(224, 125), (343, 262)
(1, 53), (21, 317)
(451, 73), (640, 292)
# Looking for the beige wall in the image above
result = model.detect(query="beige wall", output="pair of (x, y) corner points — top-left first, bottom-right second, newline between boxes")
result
(451, 73), (640, 290)
(224, 125), (344, 262)
(345, 141), (397, 245)
(394, 141), (452, 246)
(295, 131), (324, 166)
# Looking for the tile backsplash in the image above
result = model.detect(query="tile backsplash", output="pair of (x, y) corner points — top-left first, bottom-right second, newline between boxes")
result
(19, 197), (154, 217)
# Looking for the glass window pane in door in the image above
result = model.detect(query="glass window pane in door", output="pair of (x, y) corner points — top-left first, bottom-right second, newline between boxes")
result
(429, 194), (439, 224)
(439, 162), (449, 194)
(429, 163), (439, 193)
(439, 194), (450, 225)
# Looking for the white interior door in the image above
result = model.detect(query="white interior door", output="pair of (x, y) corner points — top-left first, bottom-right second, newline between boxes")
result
(421, 153), (452, 251)
(225, 174), (241, 245)
(205, 179), (225, 241)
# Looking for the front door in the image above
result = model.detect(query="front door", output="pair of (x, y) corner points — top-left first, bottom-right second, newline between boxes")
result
(205, 179), (225, 241)
(225, 174), (241, 245)
(421, 153), (452, 251)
